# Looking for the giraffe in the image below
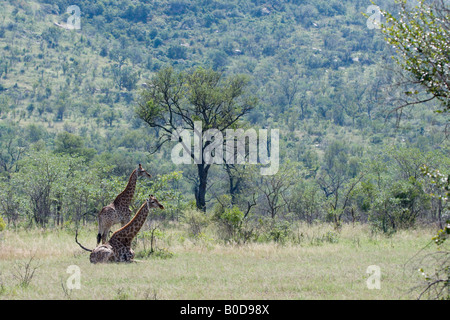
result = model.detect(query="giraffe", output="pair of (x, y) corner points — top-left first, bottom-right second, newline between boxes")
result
(97, 164), (151, 245)
(76, 195), (164, 263)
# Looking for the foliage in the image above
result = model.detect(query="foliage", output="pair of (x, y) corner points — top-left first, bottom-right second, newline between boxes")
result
(136, 66), (256, 211)
(422, 164), (449, 247)
(0, 215), (5, 232)
(135, 226), (174, 260)
(359, 148), (441, 234)
(6, 151), (111, 227)
(181, 209), (212, 237)
(380, 0), (450, 112)
(54, 131), (96, 160)
(256, 217), (292, 244)
(416, 165), (449, 299)
(133, 170), (184, 218)
(212, 195), (250, 243)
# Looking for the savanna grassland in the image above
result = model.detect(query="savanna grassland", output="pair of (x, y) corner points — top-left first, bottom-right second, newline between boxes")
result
(0, 223), (438, 300)
(0, 0), (449, 302)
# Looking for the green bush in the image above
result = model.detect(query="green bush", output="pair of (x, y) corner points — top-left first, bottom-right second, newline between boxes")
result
(215, 206), (244, 241)
(257, 217), (292, 244)
(135, 227), (174, 259)
(0, 215), (5, 232)
(212, 195), (248, 242)
(181, 209), (212, 237)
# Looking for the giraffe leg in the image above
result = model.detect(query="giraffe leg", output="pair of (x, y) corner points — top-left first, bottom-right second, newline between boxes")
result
(96, 222), (110, 245)
(97, 221), (110, 245)
(121, 248), (135, 263)
(101, 229), (109, 244)
(98, 206), (116, 245)
(121, 248), (135, 262)
(100, 218), (114, 244)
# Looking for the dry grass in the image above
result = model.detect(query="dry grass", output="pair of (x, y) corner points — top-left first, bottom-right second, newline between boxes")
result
(0, 223), (438, 300)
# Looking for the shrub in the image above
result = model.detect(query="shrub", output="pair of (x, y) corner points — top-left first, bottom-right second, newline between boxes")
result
(212, 196), (257, 244)
(310, 231), (340, 246)
(368, 179), (428, 234)
(12, 256), (39, 288)
(135, 227), (174, 259)
(181, 209), (212, 237)
(215, 205), (244, 241)
(257, 217), (292, 244)
(0, 216), (6, 232)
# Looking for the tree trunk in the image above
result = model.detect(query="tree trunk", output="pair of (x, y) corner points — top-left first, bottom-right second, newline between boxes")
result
(225, 164), (241, 205)
(196, 163), (210, 212)
(438, 198), (443, 230)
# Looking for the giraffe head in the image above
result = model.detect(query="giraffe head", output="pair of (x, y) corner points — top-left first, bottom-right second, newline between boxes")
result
(137, 163), (152, 179)
(147, 194), (164, 210)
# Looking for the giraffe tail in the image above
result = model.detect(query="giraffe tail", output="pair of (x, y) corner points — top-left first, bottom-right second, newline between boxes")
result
(97, 219), (104, 245)
(97, 214), (105, 245)
(75, 229), (92, 252)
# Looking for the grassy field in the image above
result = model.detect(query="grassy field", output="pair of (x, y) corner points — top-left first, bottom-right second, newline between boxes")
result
(0, 223), (439, 300)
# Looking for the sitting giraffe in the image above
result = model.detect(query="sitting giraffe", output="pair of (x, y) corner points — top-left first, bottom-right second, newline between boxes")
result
(76, 195), (164, 263)
(97, 164), (151, 245)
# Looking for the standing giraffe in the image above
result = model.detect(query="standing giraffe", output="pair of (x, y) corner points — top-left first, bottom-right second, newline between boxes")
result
(76, 195), (164, 263)
(97, 164), (151, 245)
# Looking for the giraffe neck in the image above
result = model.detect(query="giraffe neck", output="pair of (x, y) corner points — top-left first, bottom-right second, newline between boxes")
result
(114, 169), (138, 208)
(118, 201), (150, 240)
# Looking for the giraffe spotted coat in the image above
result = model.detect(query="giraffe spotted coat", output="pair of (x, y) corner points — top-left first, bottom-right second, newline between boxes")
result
(97, 164), (151, 245)
(90, 195), (164, 263)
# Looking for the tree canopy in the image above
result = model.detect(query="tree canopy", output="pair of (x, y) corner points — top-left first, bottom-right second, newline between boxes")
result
(381, 0), (450, 113)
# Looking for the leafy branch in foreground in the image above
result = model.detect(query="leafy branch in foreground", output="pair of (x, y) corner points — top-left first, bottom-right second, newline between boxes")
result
(416, 165), (449, 299)
(380, 0), (450, 114)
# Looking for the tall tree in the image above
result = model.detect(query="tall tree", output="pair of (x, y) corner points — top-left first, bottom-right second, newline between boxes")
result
(136, 67), (256, 211)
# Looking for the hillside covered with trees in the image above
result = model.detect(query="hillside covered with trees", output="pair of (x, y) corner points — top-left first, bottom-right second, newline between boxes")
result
(0, 0), (448, 239)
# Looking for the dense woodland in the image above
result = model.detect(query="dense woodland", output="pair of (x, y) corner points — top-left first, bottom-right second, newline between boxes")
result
(0, 0), (448, 241)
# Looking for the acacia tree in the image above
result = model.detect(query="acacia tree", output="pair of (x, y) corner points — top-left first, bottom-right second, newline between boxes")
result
(316, 140), (365, 228)
(257, 163), (297, 219)
(12, 151), (84, 227)
(136, 67), (256, 211)
(0, 122), (26, 175)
